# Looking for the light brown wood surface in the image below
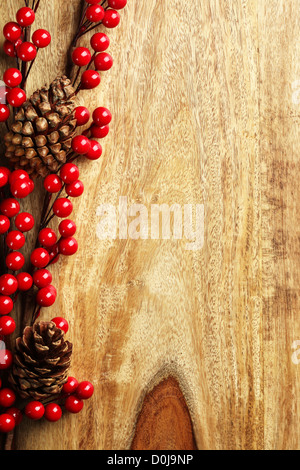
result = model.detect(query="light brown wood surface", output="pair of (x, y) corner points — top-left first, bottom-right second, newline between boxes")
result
(0, 0), (300, 450)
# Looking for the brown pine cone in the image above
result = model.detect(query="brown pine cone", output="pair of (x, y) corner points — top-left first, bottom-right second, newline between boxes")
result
(9, 321), (73, 401)
(4, 76), (77, 178)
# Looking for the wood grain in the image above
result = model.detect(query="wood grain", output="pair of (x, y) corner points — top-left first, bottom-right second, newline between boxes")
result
(0, 0), (299, 450)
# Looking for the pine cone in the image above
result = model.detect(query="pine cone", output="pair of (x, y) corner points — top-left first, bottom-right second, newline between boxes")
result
(4, 76), (77, 178)
(9, 321), (73, 401)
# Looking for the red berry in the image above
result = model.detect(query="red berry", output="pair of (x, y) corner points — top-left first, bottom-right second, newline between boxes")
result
(90, 32), (110, 52)
(60, 163), (80, 184)
(30, 248), (50, 268)
(103, 9), (120, 28)
(47, 244), (60, 265)
(15, 212), (34, 232)
(43, 174), (63, 193)
(81, 70), (101, 90)
(66, 180), (84, 198)
(59, 220), (76, 238)
(62, 376), (79, 395)
(53, 198), (73, 218)
(44, 403), (62, 422)
(85, 140), (102, 160)
(7, 88), (26, 107)
(17, 42), (37, 62)
(85, 0), (101, 3)
(93, 107), (112, 126)
(86, 5), (104, 23)
(5, 231), (25, 250)
(108, 0), (127, 8)
(94, 52), (113, 71)
(0, 388), (16, 408)
(0, 216), (10, 234)
(75, 106), (90, 126)
(0, 105), (10, 122)
(3, 68), (22, 88)
(0, 198), (20, 218)
(0, 350), (13, 370)
(33, 269), (52, 288)
(3, 22), (22, 42)
(25, 401), (45, 420)
(65, 396), (84, 414)
(16, 7), (35, 27)
(36, 285), (57, 307)
(32, 29), (51, 48)
(38, 228), (57, 248)
(72, 47), (92, 67)
(0, 274), (18, 296)
(5, 252), (25, 271)
(6, 408), (22, 426)
(71, 136), (91, 155)
(90, 124), (109, 139)
(51, 317), (69, 334)
(3, 40), (17, 57)
(0, 414), (15, 433)
(76, 381), (94, 400)
(9, 170), (30, 185)
(16, 272), (33, 291)
(58, 237), (78, 256)
(0, 167), (9, 187)
(0, 316), (16, 336)
(0, 296), (13, 315)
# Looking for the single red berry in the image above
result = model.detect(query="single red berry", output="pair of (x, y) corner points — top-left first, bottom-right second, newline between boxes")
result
(65, 396), (84, 414)
(81, 70), (101, 90)
(86, 5), (105, 23)
(16, 272), (33, 291)
(85, 0), (101, 4)
(66, 180), (84, 198)
(90, 124), (109, 139)
(102, 9), (120, 28)
(76, 381), (94, 400)
(0, 167), (10, 179)
(30, 248), (50, 268)
(32, 29), (51, 48)
(72, 47), (92, 67)
(108, 0), (127, 8)
(0, 274), (18, 296)
(0, 198), (20, 218)
(0, 296), (13, 316)
(16, 7), (35, 27)
(0, 316), (16, 336)
(71, 136), (91, 155)
(0, 167), (9, 187)
(47, 245), (60, 265)
(7, 88), (26, 107)
(3, 40), (17, 58)
(33, 269), (52, 288)
(6, 408), (22, 426)
(60, 163), (80, 184)
(51, 317), (69, 334)
(5, 231), (25, 250)
(38, 228), (57, 248)
(53, 198), (73, 218)
(74, 106), (90, 126)
(36, 285), (57, 307)
(93, 107), (112, 126)
(0, 414), (15, 433)
(3, 22), (22, 42)
(15, 212), (34, 232)
(90, 32), (110, 52)
(85, 140), (102, 160)
(0, 105), (10, 123)
(62, 377), (79, 395)
(94, 52), (113, 71)
(0, 350), (13, 370)
(0, 216), (10, 234)
(25, 401), (45, 420)
(17, 42), (37, 62)
(43, 174), (63, 193)
(3, 68), (22, 88)
(44, 403), (62, 422)
(5, 252), (25, 271)
(58, 237), (78, 256)
(9, 169), (30, 185)
(0, 388), (16, 408)
(59, 220), (76, 238)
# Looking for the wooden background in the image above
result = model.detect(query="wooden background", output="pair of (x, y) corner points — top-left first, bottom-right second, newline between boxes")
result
(0, 0), (300, 450)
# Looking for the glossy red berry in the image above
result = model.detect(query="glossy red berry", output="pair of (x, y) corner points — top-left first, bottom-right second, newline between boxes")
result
(0, 198), (20, 218)
(6, 408), (22, 426)
(108, 0), (127, 8)
(51, 317), (69, 334)
(0, 316), (16, 336)
(3, 40), (17, 57)
(47, 244), (60, 265)
(81, 70), (101, 90)
(16, 272), (33, 291)
(15, 212), (35, 232)
(7, 88), (26, 107)
(0, 388), (16, 408)
(5, 231), (25, 250)
(103, 9), (120, 28)
(58, 237), (78, 256)
(44, 403), (62, 422)
(38, 228), (57, 248)
(93, 107), (112, 126)
(3, 22), (22, 42)
(90, 32), (110, 52)
(32, 29), (51, 48)
(0, 414), (15, 433)
(0, 296), (13, 315)
(94, 52), (113, 71)
(0, 350), (13, 370)
(33, 269), (52, 288)
(76, 381), (94, 400)
(25, 401), (45, 420)
(62, 376), (79, 395)
(3, 68), (22, 88)
(9, 170), (29, 185)
(30, 248), (50, 268)
(0, 216), (10, 234)
(71, 136), (91, 155)
(75, 106), (90, 126)
(17, 42), (37, 62)
(0, 105), (10, 122)
(72, 47), (92, 67)
(5, 252), (25, 271)
(86, 5), (105, 22)
(85, 140), (102, 160)
(53, 198), (73, 218)
(65, 395), (84, 414)
(60, 163), (80, 184)
(43, 174), (63, 193)
(0, 274), (18, 296)
(66, 180), (84, 198)
(90, 124), (109, 139)
(16, 7), (35, 27)
(36, 285), (57, 307)
(59, 219), (76, 238)
(0, 167), (9, 187)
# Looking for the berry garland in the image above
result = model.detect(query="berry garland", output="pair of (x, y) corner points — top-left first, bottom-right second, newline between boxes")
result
(0, 0), (127, 442)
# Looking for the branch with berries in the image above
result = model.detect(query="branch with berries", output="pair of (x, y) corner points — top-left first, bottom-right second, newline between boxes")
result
(0, 0), (127, 443)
